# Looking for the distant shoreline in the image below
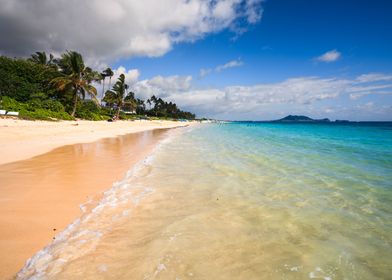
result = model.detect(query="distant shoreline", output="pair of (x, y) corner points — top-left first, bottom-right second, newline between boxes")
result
(231, 120), (392, 124)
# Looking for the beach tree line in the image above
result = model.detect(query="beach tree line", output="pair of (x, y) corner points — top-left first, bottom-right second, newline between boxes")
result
(0, 51), (195, 121)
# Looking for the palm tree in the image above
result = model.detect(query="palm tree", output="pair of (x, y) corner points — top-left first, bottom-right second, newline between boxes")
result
(28, 51), (54, 65)
(50, 51), (98, 117)
(84, 67), (101, 85)
(150, 95), (159, 116)
(124, 91), (137, 113)
(147, 98), (152, 110)
(104, 67), (114, 90)
(103, 74), (127, 120)
(100, 72), (107, 102)
(136, 98), (145, 114)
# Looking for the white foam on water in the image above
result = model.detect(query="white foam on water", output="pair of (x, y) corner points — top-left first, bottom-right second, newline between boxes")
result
(153, 263), (167, 276)
(79, 196), (93, 213)
(16, 127), (187, 280)
(308, 266), (332, 280)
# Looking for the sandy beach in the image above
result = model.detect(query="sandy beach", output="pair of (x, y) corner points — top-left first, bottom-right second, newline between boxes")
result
(0, 119), (191, 279)
(0, 119), (190, 165)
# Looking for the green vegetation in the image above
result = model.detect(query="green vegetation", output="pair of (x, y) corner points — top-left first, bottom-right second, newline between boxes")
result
(51, 51), (100, 117)
(0, 96), (74, 120)
(103, 74), (132, 119)
(0, 51), (195, 121)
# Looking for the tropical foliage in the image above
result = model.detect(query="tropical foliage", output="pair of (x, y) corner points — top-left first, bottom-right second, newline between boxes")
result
(0, 51), (195, 121)
(51, 51), (99, 116)
(103, 74), (130, 119)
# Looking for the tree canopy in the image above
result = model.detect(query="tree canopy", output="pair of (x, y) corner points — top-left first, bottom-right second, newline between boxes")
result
(0, 51), (195, 121)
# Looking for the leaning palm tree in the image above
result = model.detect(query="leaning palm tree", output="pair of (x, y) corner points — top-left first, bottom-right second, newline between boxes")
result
(146, 98), (152, 110)
(103, 74), (128, 120)
(104, 67), (114, 90)
(28, 51), (54, 65)
(100, 72), (107, 101)
(50, 51), (98, 117)
(124, 90), (138, 113)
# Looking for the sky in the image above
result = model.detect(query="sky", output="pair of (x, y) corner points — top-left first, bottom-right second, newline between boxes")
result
(0, 0), (392, 120)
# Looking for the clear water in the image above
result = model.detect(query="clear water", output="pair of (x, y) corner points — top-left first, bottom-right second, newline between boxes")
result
(19, 123), (392, 279)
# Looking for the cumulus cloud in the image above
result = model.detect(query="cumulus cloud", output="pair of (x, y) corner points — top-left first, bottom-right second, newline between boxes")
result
(95, 66), (139, 99)
(199, 58), (244, 78)
(0, 0), (264, 65)
(132, 75), (192, 99)
(316, 49), (341, 63)
(148, 75), (192, 92)
(113, 66), (140, 85)
(163, 77), (349, 116)
(131, 73), (392, 119)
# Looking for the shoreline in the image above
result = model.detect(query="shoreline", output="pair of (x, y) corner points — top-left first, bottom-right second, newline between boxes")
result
(0, 120), (192, 279)
(0, 119), (191, 165)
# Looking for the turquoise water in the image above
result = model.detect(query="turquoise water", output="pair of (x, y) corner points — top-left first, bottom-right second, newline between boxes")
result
(19, 123), (392, 279)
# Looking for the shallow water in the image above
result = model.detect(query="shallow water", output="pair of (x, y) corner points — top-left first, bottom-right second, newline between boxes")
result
(0, 128), (170, 279)
(18, 123), (392, 279)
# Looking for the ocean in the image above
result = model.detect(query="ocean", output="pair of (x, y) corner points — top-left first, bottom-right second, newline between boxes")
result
(18, 122), (392, 279)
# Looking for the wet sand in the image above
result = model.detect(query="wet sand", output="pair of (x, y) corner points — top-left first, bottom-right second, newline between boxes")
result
(0, 128), (174, 279)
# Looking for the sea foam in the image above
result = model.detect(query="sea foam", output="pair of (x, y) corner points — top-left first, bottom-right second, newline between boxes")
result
(17, 127), (184, 280)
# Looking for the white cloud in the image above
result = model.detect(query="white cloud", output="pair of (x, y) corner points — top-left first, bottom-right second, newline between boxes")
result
(199, 68), (213, 78)
(132, 75), (192, 99)
(349, 90), (392, 100)
(113, 66), (140, 85)
(316, 49), (341, 63)
(96, 66), (140, 99)
(148, 75), (192, 92)
(216, 59), (244, 72)
(92, 67), (392, 120)
(348, 74), (392, 99)
(0, 0), (264, 65)
(199, 59), (244, 78)
(356, 73), (392, 83)
(131, 73), (392, 120)
(245, 0), (264, 23)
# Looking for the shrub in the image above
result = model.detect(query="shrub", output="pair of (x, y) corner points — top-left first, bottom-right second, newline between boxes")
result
(0, 96), (74, 121)
(76, 110), (106, 121)
(0, 96), (27, 111)
(75, 100), (110, 120)
(19, 108), (74, 121)
(43, 100), (64, 112)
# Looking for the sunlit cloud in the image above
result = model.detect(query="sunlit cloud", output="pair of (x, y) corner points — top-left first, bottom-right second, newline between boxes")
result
(316, 49), (341, 63)
(199, 59), (244, 78)
(0, 0), (264, 66)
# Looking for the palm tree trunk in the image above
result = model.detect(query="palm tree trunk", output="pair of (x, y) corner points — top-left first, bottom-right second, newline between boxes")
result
(71, 91), (78, 117)
(116, 107), (120, 120)
(101, 78), (105, 103)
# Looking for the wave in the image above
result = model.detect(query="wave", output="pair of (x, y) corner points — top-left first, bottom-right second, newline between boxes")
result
(17, 127), (187, 280)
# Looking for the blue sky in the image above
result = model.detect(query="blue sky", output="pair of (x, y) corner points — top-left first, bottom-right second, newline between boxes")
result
(1, 0), (391, 120)
(117, 0), (392, 85)
(110, 0), (392, 120)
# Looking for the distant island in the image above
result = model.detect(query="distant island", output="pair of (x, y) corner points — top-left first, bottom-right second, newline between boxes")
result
(271, 115), (352, 123)
(274, 115), (331, 122)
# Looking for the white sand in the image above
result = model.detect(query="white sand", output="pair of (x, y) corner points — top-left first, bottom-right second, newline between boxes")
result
(0, 119), (190, 165)
(0, 118), (193, 279)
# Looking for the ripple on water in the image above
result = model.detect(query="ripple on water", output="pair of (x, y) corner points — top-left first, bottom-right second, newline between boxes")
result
(18, 123), (392, 279)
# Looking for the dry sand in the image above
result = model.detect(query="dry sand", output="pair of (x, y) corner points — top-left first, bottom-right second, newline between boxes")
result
(0, 119), (191, 279)
(0, 119), (189, 165)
